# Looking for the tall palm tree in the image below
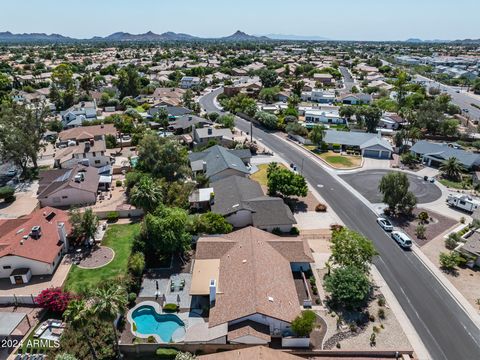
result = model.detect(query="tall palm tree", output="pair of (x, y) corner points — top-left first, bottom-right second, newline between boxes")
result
(92, 285), (128, 358)
(63, 299), (98, 360)
(129, 177), (163, 213)
(408, 127), (422, 145)
(440, 157), (464, 181)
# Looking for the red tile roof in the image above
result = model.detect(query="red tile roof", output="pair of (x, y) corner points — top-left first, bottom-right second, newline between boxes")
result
(0, 207), (71, 264)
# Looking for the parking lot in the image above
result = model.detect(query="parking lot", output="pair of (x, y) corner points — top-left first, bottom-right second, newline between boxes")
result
(340, 170), (442, 204)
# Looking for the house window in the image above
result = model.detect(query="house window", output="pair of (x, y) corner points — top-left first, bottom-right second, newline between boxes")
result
(92, 152), (96, 157)
(95, 160), (101, 164)
(3, 265), (11, 269)
(62, 195), (68, 199)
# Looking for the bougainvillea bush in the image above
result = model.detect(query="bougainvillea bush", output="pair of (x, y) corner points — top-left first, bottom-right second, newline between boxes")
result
(34, 287), (74, 313)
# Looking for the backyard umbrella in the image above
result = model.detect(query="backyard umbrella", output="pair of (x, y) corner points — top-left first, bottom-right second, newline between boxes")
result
(177, 294), (181, 305)
(156, 280), (159, 290)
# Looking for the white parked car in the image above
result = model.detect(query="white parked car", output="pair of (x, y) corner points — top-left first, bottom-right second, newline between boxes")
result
(376, 217), (393, 231)
(391, 231), (413, 249)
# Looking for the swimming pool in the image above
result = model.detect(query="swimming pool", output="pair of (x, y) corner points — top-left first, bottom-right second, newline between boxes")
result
(131, 305), (185, 342)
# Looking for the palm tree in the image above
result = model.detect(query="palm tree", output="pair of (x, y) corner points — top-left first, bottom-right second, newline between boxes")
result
(63, 299), (97, 360)
(92, 285), (128, 357)
(129, 177), (163, 213)
(408, 127), (422, 145)
(440, 157), (464, 181)
(308, 125), (326, 149)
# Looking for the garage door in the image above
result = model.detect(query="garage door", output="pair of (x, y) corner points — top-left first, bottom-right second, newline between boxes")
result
(363, 149), (381, 158)
(363, 149), (390, 159)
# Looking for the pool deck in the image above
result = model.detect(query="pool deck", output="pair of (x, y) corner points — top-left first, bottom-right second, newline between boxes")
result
(126, 300), (228, 344)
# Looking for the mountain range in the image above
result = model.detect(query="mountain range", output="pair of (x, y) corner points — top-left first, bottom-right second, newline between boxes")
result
(0, 30), (270, 43)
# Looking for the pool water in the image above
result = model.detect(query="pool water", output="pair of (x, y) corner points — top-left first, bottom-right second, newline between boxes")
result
(132, 305), (184, 342)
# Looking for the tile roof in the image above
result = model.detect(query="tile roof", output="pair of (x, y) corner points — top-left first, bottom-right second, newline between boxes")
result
(0, 207), (71, 264)
(198, 346), (302, 360)
(58, 124), (116, 142)
(195, 227), (311, 327)
(227, 321), (271, 342)
(37, 165), (100, 199)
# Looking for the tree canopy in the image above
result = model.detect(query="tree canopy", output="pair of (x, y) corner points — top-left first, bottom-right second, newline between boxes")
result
(267, 162), (308, 198)
(378, 171), (417, 214)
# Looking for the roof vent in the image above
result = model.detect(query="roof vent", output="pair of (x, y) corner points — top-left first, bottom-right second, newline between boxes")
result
(242, 259), (247, 264)
(268, 296), (274, 302)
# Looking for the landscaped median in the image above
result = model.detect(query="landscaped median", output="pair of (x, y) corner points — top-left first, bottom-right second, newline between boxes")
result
(64, 222), (141, 293)
(304, 146), (363, 170)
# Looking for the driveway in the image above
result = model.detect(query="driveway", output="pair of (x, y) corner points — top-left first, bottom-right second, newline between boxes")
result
(340, 170), (442, 204)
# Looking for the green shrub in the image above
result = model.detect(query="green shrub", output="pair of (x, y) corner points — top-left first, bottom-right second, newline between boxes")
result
(377, 296), (386, 307)
(418, 211), (429, 223)
(291, 310), (317, 337)
(115, 179), (123, 187)
(309, 276), (316, 286)
(106, 211), (119, 223)
(128, 292), (137, 305)
(4, 195), (16, 203)
(155, 348), (178, 359)
(445, 233), (460, 250)
(415, 224), (426, 239)
(162, 303), (178, 312)
(439, 251), (461, 271)
(147, 336), (156, 343)
(378, 308), (386, 319)
(272, 227), (282, 235)
(0, 186), (15, 200)
(289, 226), (300, 235)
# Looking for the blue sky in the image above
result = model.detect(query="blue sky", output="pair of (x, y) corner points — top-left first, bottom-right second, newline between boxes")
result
(1, 0), (478, 40)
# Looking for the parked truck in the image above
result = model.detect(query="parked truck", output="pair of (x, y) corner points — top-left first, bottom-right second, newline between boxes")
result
(446, 194), (480, 212)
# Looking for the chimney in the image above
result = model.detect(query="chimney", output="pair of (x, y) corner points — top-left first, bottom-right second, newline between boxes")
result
(209, 279), (216, 305)
(188, 116), (192, 121)
(202, 161), (207, 172)
(207, 128), (213, 135)
(58, 222), (69, 252)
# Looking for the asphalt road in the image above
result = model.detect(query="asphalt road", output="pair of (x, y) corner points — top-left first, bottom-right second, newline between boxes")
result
(199, 88), (480, 360)
(339, 66), (355, 91)
(340, 170), (442, 204)
(414, 74), (480, 121)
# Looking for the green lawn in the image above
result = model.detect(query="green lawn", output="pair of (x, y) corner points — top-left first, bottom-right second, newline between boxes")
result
(64, 223), (140, 293)
(318, 151), (362, 169)
(251, 163), (287, 186)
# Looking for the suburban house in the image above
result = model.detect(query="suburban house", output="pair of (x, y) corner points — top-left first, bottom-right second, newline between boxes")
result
(304, 110), (346, 126)
(54, 139), (112, 169)
(312, 72), (334, 84)
(58, 124), (117, 143)
(148, 105), (192, 119)
(339, 93), (372, 105)
(152, 87), (186, 106)
(0, 208), (71, 284)
(379, 113), (408, 130)
(301, 89), (335, 103)
(60, 101), (98, 128)
(323, 130), (393, 158)
(180, 76), (200, 89)
(189, 146), (251, 182)
(458, 231), (480, 267)
(168, 115), (212, 134)
(190, 227), (313, 345)
(193, 127), (234, 148)
(37, 165), (104, 208)
(410, 140), (480, 169)
(201, 175), (296, 232)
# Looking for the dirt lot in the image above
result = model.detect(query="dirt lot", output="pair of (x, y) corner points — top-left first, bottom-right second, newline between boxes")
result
(390, 208), (457, 246)
(319, 269), (412, 351)
(422, 231), (480, 311)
